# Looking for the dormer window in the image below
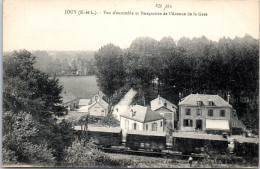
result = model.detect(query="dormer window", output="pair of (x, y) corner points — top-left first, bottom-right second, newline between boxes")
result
(197, 98), (202, 106)
(208, 99), (214, 106)
(131, 109), (136, 117)
(197, 101), (202, 106)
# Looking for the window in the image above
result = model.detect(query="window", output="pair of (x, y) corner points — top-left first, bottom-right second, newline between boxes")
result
(197, 101), (202, 106)
(146, 124), (148, 130)
(208, 101), (214, 106)
(95, 95), (98, 101)
(134, 123), (137, 130)
(131, 109), (136, 117)
(208, 109), (213, 116)
(196, 109), (202, 116)
(152, 123), (157, 131)
(183, 119), (193, 127)
(185, 108), (191, 115)
(160, 121), (163, 127)
(220, 110), (225, 117)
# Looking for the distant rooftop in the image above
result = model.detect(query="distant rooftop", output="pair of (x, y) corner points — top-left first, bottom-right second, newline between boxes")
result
(179, 94), (232, 108)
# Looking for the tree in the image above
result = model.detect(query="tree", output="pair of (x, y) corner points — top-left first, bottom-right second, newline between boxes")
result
(2, 50), (74, 165)
(99, 114), (120, 127)
(3, 50), (65, 117)
(95, 44), (125, 105)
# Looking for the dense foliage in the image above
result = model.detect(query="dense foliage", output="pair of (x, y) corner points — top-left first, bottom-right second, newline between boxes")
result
(62, 138), (132, 167)
(94, 44), (125, 102)
(95, 35), (259, 132)
(2, 50), (75, 165)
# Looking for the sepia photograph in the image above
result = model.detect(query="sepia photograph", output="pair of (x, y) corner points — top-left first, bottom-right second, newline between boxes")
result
(2, 0), (259, 168)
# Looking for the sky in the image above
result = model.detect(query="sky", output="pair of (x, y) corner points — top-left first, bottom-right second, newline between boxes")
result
(3, 0), (259, 51)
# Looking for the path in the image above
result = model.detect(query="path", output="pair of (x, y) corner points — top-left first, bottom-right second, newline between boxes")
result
(112, 88), (137, 120)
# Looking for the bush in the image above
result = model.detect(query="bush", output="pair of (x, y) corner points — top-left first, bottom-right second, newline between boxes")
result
(62, 138), (132, 167)
(2, 147), (18, 165)
(22, 142), (56, 166)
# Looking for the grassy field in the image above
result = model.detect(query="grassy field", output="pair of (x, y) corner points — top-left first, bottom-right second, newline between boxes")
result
(57, 75), (99, 99)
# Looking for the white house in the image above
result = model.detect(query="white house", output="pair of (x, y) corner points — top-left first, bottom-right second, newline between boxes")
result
(178, 94), (246, 134)
(88, 99), (109, 117)
(150, 95), (177, 130)
(120, 105), (164, 132)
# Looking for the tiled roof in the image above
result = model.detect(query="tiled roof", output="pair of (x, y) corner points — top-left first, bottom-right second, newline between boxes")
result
(78, 99), (91, 106)
(61, 92), (78, 104)
(151, 95), (177, 112)
(179, 94), (232, 108)
(120, 105), (163, 123)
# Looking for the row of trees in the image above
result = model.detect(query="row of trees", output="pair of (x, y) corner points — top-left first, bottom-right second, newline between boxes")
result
(33, 50), (96, 76)
(94, 35), (259, 132)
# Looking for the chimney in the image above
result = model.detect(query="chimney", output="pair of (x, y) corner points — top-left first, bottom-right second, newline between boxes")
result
(227, 93), (230, 103)
(158, 95), (162, 104)
(164, 101), (167, 107)
(179, 92), (182, 101)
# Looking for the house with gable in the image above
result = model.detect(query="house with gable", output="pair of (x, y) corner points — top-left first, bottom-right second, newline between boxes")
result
(179, 94), (246, 135)
(88, 98), (109, 118)
(76, 91), (109, 118)
(90, 91), (106, 104)
(150, 95), (178, 130)
(120, 105), (164, 132)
